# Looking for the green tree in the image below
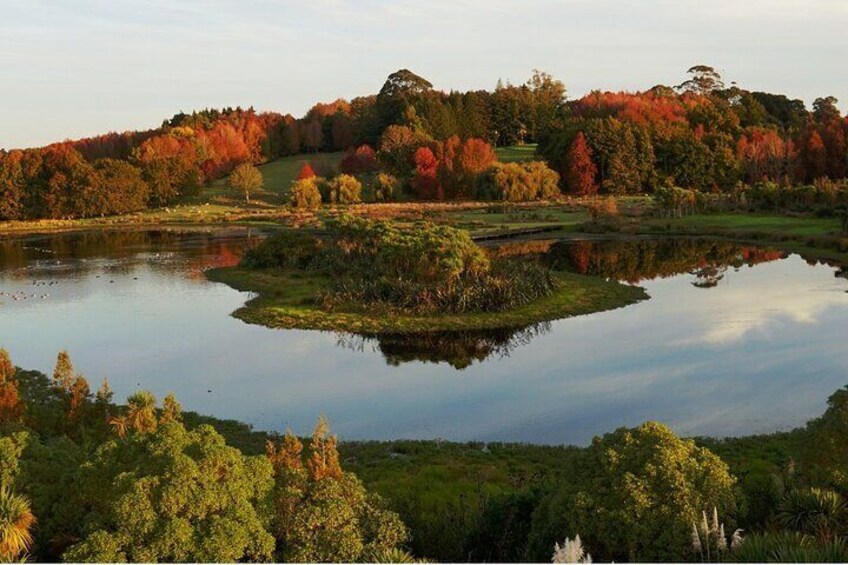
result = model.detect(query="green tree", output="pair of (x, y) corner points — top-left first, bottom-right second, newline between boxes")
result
(527, 422), (738, 562)
(376, 69), (433, 129)
(228, 162), (263, 203)
(63, 414), (275, 563)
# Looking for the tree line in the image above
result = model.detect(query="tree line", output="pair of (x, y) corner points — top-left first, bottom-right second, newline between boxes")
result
(2, 66), (847, 220)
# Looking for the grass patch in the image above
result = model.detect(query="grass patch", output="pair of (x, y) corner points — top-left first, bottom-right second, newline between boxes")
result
(635, 213), (848, 263)
(205, 266), (647, 334)
(495, 144), (539, 163)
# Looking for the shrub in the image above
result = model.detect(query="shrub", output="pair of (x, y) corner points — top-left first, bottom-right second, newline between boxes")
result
(585, 196), (619, 224)
(373, 172), (398, 202)
(732, 531), (848, 563)
(289, 178), (322, 210)
(653, 186), (697, 218)
(479, 161), (561, 202)
(240, 230), (322, 270)
(326, 174), (363, 204)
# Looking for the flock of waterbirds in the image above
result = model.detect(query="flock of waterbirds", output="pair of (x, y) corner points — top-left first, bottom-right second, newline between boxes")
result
(0, 280), (58, 304)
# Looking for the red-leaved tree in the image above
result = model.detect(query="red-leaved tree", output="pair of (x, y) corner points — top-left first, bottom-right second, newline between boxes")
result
(412, 147), (440, 199)
(564, 132), (598, 196)
(297, 162), (317, 180)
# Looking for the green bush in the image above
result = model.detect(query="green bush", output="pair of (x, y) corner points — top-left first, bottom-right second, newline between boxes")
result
(240, 230), (322, 270)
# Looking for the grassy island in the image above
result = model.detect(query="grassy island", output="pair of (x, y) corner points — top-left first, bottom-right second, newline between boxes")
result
(206, 216), (647, 334)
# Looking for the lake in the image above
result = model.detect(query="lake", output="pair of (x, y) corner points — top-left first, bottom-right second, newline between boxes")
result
(1, 228), (847, 445)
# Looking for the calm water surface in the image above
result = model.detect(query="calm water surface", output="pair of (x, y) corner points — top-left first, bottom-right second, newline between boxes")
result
(1, 229), (847, 445)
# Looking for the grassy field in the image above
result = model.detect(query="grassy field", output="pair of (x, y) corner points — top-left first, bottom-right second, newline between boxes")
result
(494, 143), (539, 162)
(207, 152), (344, 204)
(205, 266), (648, 334)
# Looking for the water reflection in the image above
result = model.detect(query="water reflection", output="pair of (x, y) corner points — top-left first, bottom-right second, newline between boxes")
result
(545, 238), (786, 285)
(1, 230), (847, 444)
(349, 238), (791, 367)
(337, 324), (552, 370)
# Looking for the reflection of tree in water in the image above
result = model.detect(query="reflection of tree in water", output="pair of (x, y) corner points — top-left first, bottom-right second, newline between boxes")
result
(689, 264), (728, 288)
(545, 239), (786, 287)
(0, 229), (265, 281)
(336, 323), (552, 370)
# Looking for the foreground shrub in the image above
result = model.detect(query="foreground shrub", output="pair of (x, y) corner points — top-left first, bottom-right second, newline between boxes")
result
(732, 531), (848, 563)
(0, 484), (35, 562)
(479, 161), (561, 202)
(289, 178), (322, 210)
(527, 422), (738, 562)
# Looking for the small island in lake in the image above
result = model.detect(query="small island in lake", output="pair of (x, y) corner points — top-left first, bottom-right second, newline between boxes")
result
(206, 216), (647, 333)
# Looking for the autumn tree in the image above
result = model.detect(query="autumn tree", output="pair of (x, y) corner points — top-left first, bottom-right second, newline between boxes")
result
(564, 132), (598, 196)
(52, 351), (75, 394)
(266, 417), (408, 562)
(289, 178), (322, 210)
(325, 174), (362, 204)
(412, 146), (440, 199)
(91, 159), (150, 215)
(800, 130), (828, 182)
(296, 162), (316, 180)
(0, 349), (24, 425)
(378, 125), (432, 177)
(228, 162), (263, 203)
(0, 151), (25, 221)
(437, 136), (497, 199)
(340, 144), (379, 174)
